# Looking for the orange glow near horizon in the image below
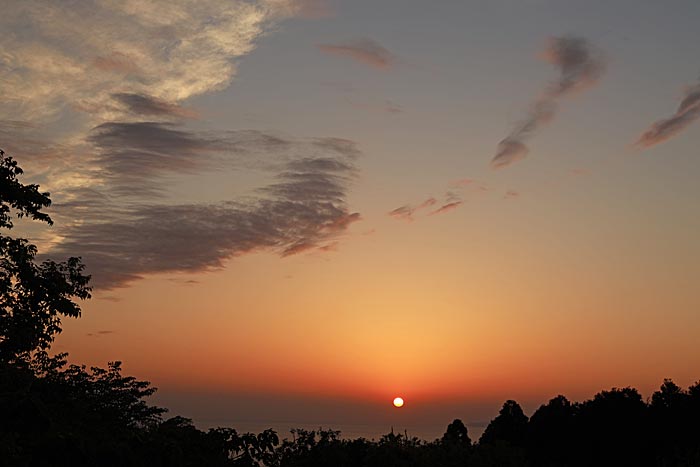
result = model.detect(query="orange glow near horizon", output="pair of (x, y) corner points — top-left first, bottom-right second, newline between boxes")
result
(55, 235), (700, 411)
(43, 123), (700, 416)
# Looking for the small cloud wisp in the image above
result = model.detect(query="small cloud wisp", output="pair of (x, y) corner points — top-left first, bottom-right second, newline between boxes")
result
(636, 82), (700, 148)
(491, 36), (606, 169)
(318, 39), (395, 69)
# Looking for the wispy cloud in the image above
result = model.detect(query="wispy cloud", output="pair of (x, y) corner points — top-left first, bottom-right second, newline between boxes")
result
(0, 0), (315, 194)
(0, 1), (299, 123)
(635, 82), (700, 148)
(168, 278), (201, 285)
(317, 242), (339, 253)
(492, 36), (606, 169)
(112, 93), (198, 119)
(45, 132), (362, 290)
(86, 330), (115, 337)
(389, 194), (464, 220)
(83, 123), (315, 197)
(388, 197), (437, 221)
(389, 181), (479, 223)
(1, 1), (364, 290)
(428, 201), (463, 216)
(318, 39), (395, 69)
(388, 206), (414, 221)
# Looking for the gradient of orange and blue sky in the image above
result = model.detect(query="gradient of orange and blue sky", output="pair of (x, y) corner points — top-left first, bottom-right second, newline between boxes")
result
(2, 0), (699, 439)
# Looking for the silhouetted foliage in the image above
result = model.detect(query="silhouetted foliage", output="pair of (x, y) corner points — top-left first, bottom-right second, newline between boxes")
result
(527, 395), (575, 466)
(575, 387), (651, 466)
(265, 383), (700, 467)
(442, 419), (471, 446)
(0, 149), (91, 364)
(479, 400), (528, 447)
(0, 151), (53, 229)
(649, 379), (700, 466)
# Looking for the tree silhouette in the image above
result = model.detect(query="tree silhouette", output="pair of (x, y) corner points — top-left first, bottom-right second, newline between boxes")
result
(527, 395), (574, 466)
(0, 149), (91, 364)
(442, 419), (471, 446)
(575, 387), (651, 466)
(479, 400), (528, 447)
(649, 379), (700, 466)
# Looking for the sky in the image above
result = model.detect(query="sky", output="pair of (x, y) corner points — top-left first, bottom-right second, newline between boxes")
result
(2, 0), (700, 440)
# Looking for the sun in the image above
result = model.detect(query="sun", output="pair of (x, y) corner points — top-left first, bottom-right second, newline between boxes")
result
(393, 397), (404, 408)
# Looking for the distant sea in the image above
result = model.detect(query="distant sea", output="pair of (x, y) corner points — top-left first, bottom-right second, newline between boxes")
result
(154, 391), (496, 443)
(193, 418), (487, 442)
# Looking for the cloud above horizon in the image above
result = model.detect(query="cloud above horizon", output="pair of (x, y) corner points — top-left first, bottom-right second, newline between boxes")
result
(1, 0), (365, 290)
(389, 193), (465, 221)
(388, 198), (437, 221)
(0, 0), (318, 192)
(491, 36), (606, 169)
(428, 201), (463, 216)
(318, 39), (395, 69)
(0, 0), (303, 123)
(44, 129), (362, 289)
(111, 93), (199, 119)
(636, 82), (700, 148)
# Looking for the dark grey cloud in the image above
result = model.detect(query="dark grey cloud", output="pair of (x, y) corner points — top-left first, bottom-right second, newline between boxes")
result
(85, 122), (360, 199)
(2, 1), (365, 292)
(45, 127), (361, 289)
(318, 39), (395, 69)
(543, 36), (606, 98)
(87, 121), (221, 197)
(636, 82), (700, 148)
(90, 122), (215, 156)
(112, 93), (198, 118)
(491, 36), (605, 169)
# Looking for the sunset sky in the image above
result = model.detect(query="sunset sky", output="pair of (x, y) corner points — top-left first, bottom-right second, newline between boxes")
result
(2, 0), (699, 439)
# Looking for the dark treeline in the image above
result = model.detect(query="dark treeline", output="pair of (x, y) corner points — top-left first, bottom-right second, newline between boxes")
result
(1, 150), (699, 467)
(3, 363), (700, 466)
